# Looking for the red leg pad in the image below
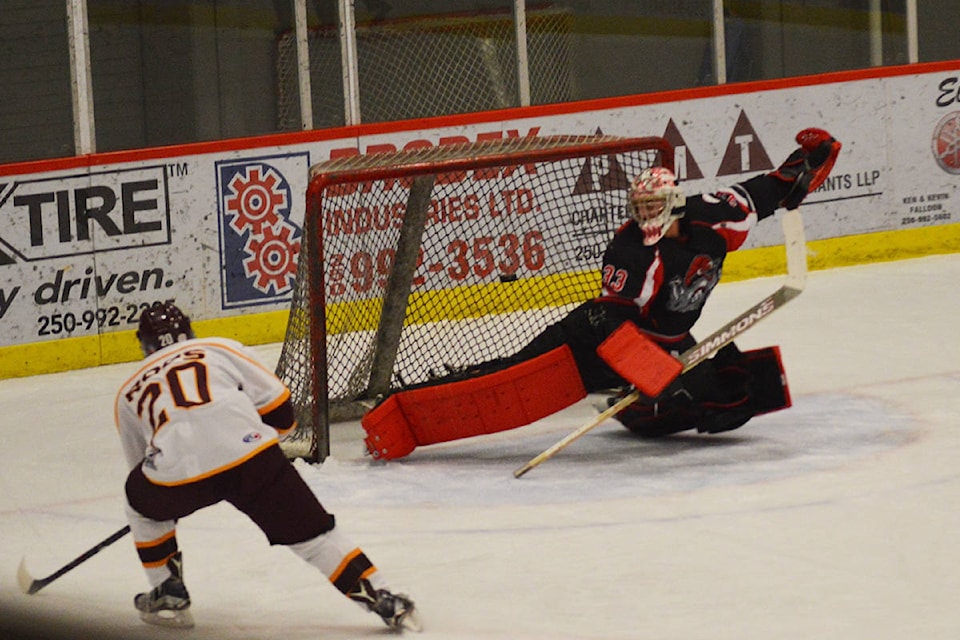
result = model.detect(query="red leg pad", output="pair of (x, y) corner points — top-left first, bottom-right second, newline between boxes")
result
(359, 394), (419, 461)
(362, 345), (587, 460)
(596, 322), (683, 396)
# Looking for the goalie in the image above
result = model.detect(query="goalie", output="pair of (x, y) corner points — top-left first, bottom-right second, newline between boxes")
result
(363, 128), (841, 460)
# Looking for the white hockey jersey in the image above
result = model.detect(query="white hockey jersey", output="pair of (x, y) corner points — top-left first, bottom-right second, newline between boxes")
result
(114, 337), (292, 486)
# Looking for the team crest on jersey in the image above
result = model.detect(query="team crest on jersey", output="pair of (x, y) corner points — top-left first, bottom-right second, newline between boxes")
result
(666, 255), (720, 313)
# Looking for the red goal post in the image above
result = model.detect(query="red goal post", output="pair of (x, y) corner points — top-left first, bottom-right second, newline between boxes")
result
(276, 134), (673, 462)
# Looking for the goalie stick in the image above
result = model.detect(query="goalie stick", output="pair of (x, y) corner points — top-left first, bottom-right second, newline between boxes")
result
(513, 208), (807, 479)
(17, 525), (131, 595)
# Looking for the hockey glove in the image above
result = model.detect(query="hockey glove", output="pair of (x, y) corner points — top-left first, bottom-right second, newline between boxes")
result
(772, 128), (841, 209)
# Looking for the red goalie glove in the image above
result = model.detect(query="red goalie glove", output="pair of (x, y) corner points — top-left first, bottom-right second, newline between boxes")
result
(772, 127), (841, 209)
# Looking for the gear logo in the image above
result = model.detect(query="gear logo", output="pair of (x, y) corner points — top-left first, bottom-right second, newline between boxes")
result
(226, 167), (288, 236)
(216, 154), (309, 308)
(242, 222), (300, 294)
(932, 111), (960, 175)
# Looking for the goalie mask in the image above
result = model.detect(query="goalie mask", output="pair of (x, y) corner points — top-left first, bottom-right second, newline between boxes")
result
(137, 302), (195, 356)
(628, 167), (686, 245)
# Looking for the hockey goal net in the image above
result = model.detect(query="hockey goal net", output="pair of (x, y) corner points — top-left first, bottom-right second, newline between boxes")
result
(276, 134), (672, 461)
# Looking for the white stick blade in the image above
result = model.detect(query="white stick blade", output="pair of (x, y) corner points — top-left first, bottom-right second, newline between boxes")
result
(17, 558), (36, 594)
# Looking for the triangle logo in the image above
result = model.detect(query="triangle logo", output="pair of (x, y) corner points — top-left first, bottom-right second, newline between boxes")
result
(717, 110), (774, 176)
(662, 119), (704, 181)
(572, 128), (631, 195)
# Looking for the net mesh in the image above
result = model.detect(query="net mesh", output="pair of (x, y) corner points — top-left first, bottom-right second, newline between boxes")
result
(276, 134), (671, 461)
(276, 5), (575, 130)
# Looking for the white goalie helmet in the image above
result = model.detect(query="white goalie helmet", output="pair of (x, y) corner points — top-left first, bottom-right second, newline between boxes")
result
(628, 166), (686, 245)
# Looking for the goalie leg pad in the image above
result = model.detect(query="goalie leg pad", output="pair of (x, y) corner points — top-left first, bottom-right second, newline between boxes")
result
(696, 345), (791, 433)
(736, 345), (792, 416)
(360, 394), (419, 461)
(613, 345), (790, 437)
(613, 398), (700, 438)
(362, 345), (587, 460)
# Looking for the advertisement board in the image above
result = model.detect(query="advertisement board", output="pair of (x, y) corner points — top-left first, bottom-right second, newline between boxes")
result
(1, 61), (958, 376)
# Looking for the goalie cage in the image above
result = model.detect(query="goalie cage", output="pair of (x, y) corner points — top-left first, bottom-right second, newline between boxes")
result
(275, 134), (673, 462)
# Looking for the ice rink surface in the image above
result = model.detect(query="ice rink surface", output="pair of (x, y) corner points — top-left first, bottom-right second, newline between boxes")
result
(2, 254), (959, 639)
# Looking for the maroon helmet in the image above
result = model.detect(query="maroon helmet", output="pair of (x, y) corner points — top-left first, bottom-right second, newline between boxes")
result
(136, 302), (195, 355)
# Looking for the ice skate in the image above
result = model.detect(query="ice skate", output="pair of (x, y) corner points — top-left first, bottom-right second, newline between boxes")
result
(348, 578), (422, 632)
(133, 551), (195, 628)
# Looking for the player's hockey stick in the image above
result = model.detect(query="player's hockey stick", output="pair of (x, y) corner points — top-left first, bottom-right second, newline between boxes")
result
(513, 208), (807, 479)
(17, 525), (131, 594)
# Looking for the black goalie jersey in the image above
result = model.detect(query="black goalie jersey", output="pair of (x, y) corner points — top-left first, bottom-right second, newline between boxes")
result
(596, 173), (787, 350)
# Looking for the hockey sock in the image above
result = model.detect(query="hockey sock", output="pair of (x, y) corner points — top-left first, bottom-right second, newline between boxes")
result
(126, 502), (180, 587)
(288, 526), (388, 596)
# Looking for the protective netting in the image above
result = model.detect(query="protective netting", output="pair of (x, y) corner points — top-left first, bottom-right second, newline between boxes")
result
(276, 134), (671, 461)
(276, 5), (575, 130)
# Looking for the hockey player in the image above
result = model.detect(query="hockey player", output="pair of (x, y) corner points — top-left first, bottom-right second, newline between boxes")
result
(362, 128), (840, 459)
(114, 303), (420, 631)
